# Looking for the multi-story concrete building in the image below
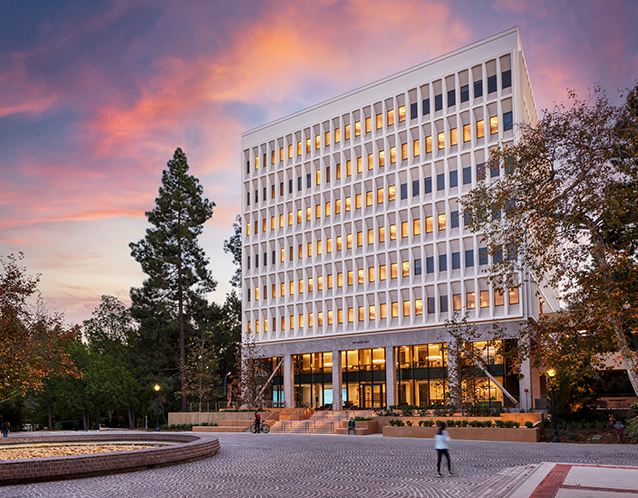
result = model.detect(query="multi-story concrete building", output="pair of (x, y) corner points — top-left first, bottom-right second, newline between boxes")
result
(241, 28), (557, 411)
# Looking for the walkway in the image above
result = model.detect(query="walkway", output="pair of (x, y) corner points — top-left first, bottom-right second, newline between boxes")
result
(0, 432), (636, 497)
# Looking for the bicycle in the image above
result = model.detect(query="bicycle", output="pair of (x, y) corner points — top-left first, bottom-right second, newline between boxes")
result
(250, 421), (270, 433)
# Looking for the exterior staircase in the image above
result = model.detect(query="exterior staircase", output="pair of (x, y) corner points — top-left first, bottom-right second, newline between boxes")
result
(270, 409), (373, 434)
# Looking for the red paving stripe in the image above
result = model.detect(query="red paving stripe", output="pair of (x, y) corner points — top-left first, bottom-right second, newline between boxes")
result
(562, 485), (638, 494)
(529, 464), (572, 498)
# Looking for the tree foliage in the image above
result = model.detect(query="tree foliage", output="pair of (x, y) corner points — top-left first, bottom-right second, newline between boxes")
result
(461, 85), (638, 396)
(223, 215), (242, 288)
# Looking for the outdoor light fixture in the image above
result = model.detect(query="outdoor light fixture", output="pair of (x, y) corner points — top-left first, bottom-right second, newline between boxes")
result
(546, 370), (560, 443)
(154, 384), (161, 432)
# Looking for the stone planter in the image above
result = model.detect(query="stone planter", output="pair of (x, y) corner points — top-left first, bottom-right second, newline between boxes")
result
(382, 425), (540, 442)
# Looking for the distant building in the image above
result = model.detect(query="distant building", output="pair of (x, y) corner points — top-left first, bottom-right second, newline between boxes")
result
(240, 27), (558, 411)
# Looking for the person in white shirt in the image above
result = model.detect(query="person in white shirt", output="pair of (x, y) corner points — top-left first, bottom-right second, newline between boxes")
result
(434, 421), (452, 477)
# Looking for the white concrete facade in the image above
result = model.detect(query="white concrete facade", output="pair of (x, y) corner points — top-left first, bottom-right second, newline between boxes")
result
(240, 28), (551, 410)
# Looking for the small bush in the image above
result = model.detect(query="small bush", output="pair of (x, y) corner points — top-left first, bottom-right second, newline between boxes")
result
(630, 402), (638, 415)
(418, 419), (434, 427)
(495, 420), (505, 428)
(483, 420), (493, 428)
(446, 419), (457, 427)
(459, 419), (469, 427)
(354, 417), (372, 421)
(406, 420), (413, 427)
(525, 421), (533, 429)
(625, 417), (638, 442)
(419, 408), (431, 417)
(400, 406), (415, 417)
(389, 419), (405, 427)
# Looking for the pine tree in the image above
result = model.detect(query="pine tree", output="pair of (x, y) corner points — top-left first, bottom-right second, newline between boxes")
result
(130, 148), (216, 411)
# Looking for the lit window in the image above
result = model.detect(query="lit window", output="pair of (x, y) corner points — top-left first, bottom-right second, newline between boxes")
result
(262, 219), (266, 232)
(415, 299), (423, 315)
(299, 314), (303, 328)
(357, 231), (362, 247)
(338, 309), (343, 324)
(463, 124), (471, 142)
(365, 117), (371, 133)
(271, 216), (275, 230)
(299, 279), (303, 294)
(388, 185), (395, 201)
(480, 290), (489, 308)
(327, 274), (333, 288)
(298, 245), (303, 259)
(401, 221), (408, 238)
(306, 207), (311, 221)
(379, 265), (386, 280)
(398, 105), (406, 122)
(467, 292), (475, 309)
(306, 138), (311, 152)
(345, 124), (351, 140)
(358, 306), (364, 321)
(255, 287), (259, 301)
(390, 224), (397, 240)
(279, 214), (283, 228)
(376, 113), (382, 129)
(325, 202), (331, 217)
(280, 248), (285, 262)
(368, 267), (375, 282)
(315, 205), (321, 219)
(368, 153), (373, 170)
(288, 212), (293, 226)
(355, 194), (362, 209)
(490, 116), (498, 135)
(345, 197), (351, 211)
(337, 272), (343, 287)
(247, 321), (251, 333)
(318, 312), (323, 326)
(336, 163), (341, 180)
(355, 121), (361, 136)
(297, 210), (302, 223)
(401, 143), (407, 161)
(308, 278), (313, 293)
(426, 216), (433, 233)
(336, 199), (341, 214)
(290, 315), (294, 329)
(256, 320), (259, 333)
(315, 135), (320, 150)
(297, 141), (301, 155)
(403, 300), (410, 316)
(369, 305), (376, 320)
(413, 139), (420, 157)
(346, 160), (351, 176)
(337, 236), (342, 251)
(438, 214), (446, 230)
(279, 147), (283, 162)
(288, 144), (293, 158)
(358, 269), (364, 284)
(357, 157), (362, 173)
(328, 310), (333, 324)
(379, 150), (385, 167)
(348, 308), (353, 323)
(368, 229), (374, 245)
(477, 119), (485, 139)
(377, 188), (384, 204)
(402, 261), (409, 277)
(255, 156), (258, 169)
(335, 128), (340, 143)
(509, 288), (519, 304)
(453, 294), (462, 311)
(281, 316), (285, 330)
(347, 233), (352, 249)
(438, 132), (445, 150)
(450, 128), (458, 146)
(366, 191), (372, 206)
(316, 170), (321, 186)
(327, 238), (332, 253)
(247, 223), (250, 235)
(495, 290), (504, 306)
(390, 263), (398, 279)
(387, 109), (394, 126)
(426, 135), (432, 153)
(317, 240), (322, 255)
(379, 226), (385, 242)
(390, 147), (396, 164)
(391, 302), (398, 318)
(271, 150), (275, 164)
(325, 131), (330, 147)
(380, 303), (387, 319)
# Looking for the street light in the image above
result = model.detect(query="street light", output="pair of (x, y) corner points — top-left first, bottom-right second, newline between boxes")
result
(154, 384), (161, 432)
(546, 369), (560, 443)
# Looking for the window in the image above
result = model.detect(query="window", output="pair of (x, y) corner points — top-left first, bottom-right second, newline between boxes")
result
(390, 224), (396, 240)
(376, 113), (383, 129)
(479, 247), (488, 265)
(306, 207), (311, 221)
(410, 102), (418, 119)
(427, 297), (435, 313)
(401, 143), (407, 161)
(355, 120), (361, 136)
(460, 84), (469, 103)
(345, 196), (351, 211)
(447, 89), (455, 107)
(415, 258), (422, 275)
(337, 236), (342, 251)
(476, 162), (486, 181)
(308, 277), (313, 292)
(400, 183), (408, 200)
(377, 188), (384, 204)
(355, 193), (362, 209)
(379, 150), (385, 167)
(328, 310), (333, 324)
(451, 210), (459, 228)
(463, 123), (471, 143)
(413, 218), (421, 235)
(495, 290), (504, 306)
(380, 264), (387, 280)
(348, 308), (353, 322)
(437, 132), (445, 150)
(463, 166), (472, 185)
(368, 266), (375, 282)
(425, 216), (433, 233)
(402, 261), (410, 277)
(491, 162), (500, 178)
(474, 80), (483, 98)
(246, 192), (250, 206)
(425, 177), (432, 193)
(487, 74), (497, 94)
(338, 309), (343, 323)
(315, 135), (320, 150)
(426, 135), (432, 154)
(434, 93), (443, 111)
(299, 314), (304, 328)
(369, 305), (375, 320)
(316, 169), (321, 186)
(399, 105), (406, 122)
(476, 119), (485, 139)
(426, 256), (434, 273)
(306, 138), (311, 153)
(467, 292), (476, 309)
(325, 131), (330, 147)
(503, 111), (513, 131)
(337, 272), (343, 287)
(449, 170), (458, 188)
(336, 199), (341, 213)
(271, 150), (275, 164)
(413, 139), (420, 157)
(403, 300), (410, 317)
(437, 173), (445, 191)
(452, 252), (460, 269)
(388, 185), (395, 201)
(357, 156), (362, 173)
(450, 128), (458, 146)
(390, 147), (396, 164)
(509, 287), (519, 304)
(365, 117), (371, 133)
(366, 191), (372, 206)
(502, 69), (511, 89)
(335, 128), (340, 143)
(453, 294), (462, 311)
(325, 201), (331, 217)
(358, 269), (364, 284)
(412, 179), (420, 197)
(327, 238), (332, 253)
(289, 179), (293, 194)
(347, 233), (352, 249)
(440, 295), (448, 312)
(289, 144), (293, 158)
(490, 116), (498, 135)
(493, 245), (503, 263)
(317, 240), (322, 255)
(379, 226), (385, 242)
(358, 306), (364, 321)
(345, 124), (350, 140)
(480, 290), (489, 307)
(439, 253), (447, 272)
(315, 205), (321, 219)
(357, 231), (363, 247)
(367, 153), (373, 170)
(368, 229), (374, 245)
(390, 263), (398, 279)
(336, 163), (341, 179)
(465, 249), (474, 267)
(415, 299), (423, 315)
(246, 223), (250, 236)
(391, 302), (398, 318)
(423, 98), (430, 115)
(401, 221), (408, 238)
(327, 274), (333, 288)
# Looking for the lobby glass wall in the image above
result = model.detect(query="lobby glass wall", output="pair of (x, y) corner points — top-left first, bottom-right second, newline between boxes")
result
(341, 348), (386, 408)
(396, 344), (448, 406)
(262, 357), (284, 408)
(293, 352), (333, 408)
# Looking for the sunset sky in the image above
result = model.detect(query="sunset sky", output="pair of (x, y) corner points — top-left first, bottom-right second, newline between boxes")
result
(1, 0), (637, 325)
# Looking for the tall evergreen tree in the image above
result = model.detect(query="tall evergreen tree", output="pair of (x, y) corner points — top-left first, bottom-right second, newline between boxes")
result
(130, 148), (216, 411)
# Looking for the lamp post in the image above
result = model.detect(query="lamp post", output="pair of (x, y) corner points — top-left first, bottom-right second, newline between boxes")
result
(154, 384), (161, 432)
(546, 369), (560, 443)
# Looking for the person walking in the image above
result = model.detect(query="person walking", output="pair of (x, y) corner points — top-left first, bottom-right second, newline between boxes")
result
(435, 421), (452, 477)
(254, 411), (261, 434)
(347, 417), (356, 436)
(1, 422), (7, 438)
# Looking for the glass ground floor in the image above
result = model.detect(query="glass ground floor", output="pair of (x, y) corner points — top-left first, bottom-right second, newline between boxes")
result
(261, 340), (519, 409)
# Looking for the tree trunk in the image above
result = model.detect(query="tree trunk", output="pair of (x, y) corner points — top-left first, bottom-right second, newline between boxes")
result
(613, 323), (638, 397)
(82, 409), (90, 431)
(47, 399), (52, 430)
(127, 405), (136, 429)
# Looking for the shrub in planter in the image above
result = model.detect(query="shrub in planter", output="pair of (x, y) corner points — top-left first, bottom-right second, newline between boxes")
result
(625, 417), (638, 442)
(446, 420), (458, 427)
(419, 408), (431, 417)
(389, 419), (405, 427)
(406, 420), (413, 427)
(460, 419), (469, 427)
(525, 421), (534, 429)
(354, 416), (372, 421)
(468, 420), (481, 427)
(495, 420), (505, 428)
(400, 406), (415, 417)
(483, 420), (493, 428)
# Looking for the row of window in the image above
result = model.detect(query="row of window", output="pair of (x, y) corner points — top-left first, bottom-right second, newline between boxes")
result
(246, 287), (520, 333)
(245, 69), (512, 175)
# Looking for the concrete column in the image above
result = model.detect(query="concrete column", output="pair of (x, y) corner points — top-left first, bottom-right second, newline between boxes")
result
(332, 350), (342, 411)
(519, 356), (533, 410)
(283, 354), (294, 409)
(385, 346), (396, 407)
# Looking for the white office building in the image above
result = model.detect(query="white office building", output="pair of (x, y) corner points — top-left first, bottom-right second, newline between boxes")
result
(241, 28), (557, 411)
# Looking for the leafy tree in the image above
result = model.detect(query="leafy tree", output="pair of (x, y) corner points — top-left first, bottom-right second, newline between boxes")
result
(130, 148), (216, 411)
(180, 328), (220, 411)
(0, 253), (79, 405)
(223, 215), (242, 288)
(461, 85), (638, 395)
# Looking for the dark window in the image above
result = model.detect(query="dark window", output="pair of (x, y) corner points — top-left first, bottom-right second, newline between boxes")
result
(440, 295), (448, 313)
(507, 243), (517, 260)
(474, 80), (483, 98)
(451, 210), (459, 228)
(423, 98), (430, 115)
(465, 249), (474, 267)
(247, 257), (251, 270)
(306, 173), (311, 189)
(289, 179), (293, 194)
(504, 156), (515, 174)
(272, 250), (276, 264)
(326, 166), (331, 183)
(400, 183), (408, 200)
(449, 170), (458, 188)
(413, 179), (420, 197)
(476, 162), (486, 181)
(426, 257), (434, 274)
(494, 245), (503, 263)
(271, 185), (275, 198)
(463, 166), (472, 185)
(255, 190), (258, 203)
(452, 252), (460, 269)
(502, 69), (511, 89)
(491, 162), (500, 177)
(503, 111), (513, 131)
(280, 182), (284, 196)
(460, 84), (469, 102)
(414, 258), (422, 275)
(488, 75), (497, 94)
(410, 102), (418, 119)
(437, 173), (445, 191)
(439, 254), (447, 271)
(427, 297), (435, 314)
(247, 192), (250, 206)
(255, 254), (259, 268)
(447, 89), (456, 107)
(506, 198), (516, 215)
(479, 247), (488, 265)
(425, 177), (432, 194)
(246, 161), (250, 174)
(263, 187), (266, 200)
(464, 212), (471, 226)
(435, 94), (443, 111)
(297, 176), (302, 191)
(492, 208), (502, 220)
(247, 288), (250, 301)
(263, 252), (267, 266)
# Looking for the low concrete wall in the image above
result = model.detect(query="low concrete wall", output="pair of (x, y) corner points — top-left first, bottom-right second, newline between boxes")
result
(168, 411), (277, 426)
(0, 433), (220, 486)
(338, 421), (377, 432)
(382, 426), (540, 442)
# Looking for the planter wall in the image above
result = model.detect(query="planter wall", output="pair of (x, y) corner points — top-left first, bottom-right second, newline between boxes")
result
(382, 425), (540, 443)
(338, 421), (377, 432)
(375, 413), (542, 433)
(168, 411), (277, 426)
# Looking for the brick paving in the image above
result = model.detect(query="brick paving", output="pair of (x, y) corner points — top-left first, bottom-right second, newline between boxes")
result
(0, 432), (636, 497)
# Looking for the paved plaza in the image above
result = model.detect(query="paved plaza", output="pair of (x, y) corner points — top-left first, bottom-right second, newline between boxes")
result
(0, 432), (637, 497)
